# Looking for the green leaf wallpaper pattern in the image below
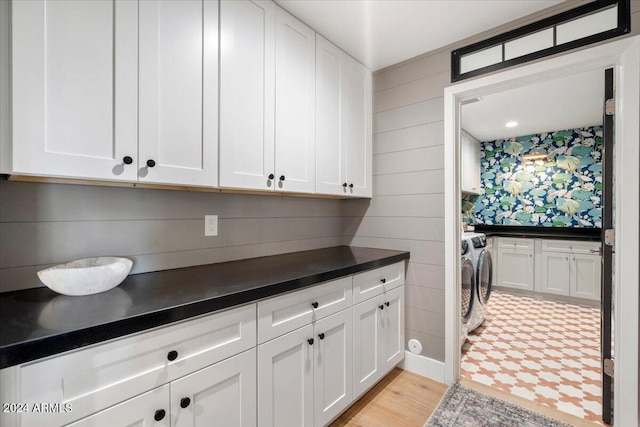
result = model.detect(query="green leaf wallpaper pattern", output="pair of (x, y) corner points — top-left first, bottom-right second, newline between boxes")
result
(472, 126), (603, 228)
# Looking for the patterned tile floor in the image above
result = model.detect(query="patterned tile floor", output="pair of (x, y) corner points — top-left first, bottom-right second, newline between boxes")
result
(461, 291), (603, 424)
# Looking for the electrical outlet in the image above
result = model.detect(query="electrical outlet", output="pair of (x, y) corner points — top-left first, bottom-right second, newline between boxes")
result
(205, 215), (218, 236)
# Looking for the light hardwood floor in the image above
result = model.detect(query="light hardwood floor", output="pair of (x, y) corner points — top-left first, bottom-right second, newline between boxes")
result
(331, 368), (448, 427)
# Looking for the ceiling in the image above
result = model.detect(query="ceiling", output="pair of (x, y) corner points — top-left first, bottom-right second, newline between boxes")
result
(461, 69), (604, 142)
(274, 0), (563, 71)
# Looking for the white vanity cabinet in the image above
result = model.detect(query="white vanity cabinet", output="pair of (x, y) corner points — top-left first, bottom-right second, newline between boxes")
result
(496, 238), (535, 291)
(315, 35), (372, 198)
(9, 0), (219, 187)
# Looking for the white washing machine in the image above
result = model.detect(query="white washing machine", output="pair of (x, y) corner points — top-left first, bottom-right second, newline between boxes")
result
(460, 239), (475, 347)
(463, 232), (493, 332)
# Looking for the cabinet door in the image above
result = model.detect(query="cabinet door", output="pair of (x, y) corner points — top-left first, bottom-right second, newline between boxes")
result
(539, 251), (571, 296)
(274, 7), (315, 193)
(352, 295), (384, 398)
(315, 35), (346, 196)
(257, 325), (314, 427)
(343, 56), (372, 198)
(12, 0), (138, 181)
(571, 254), (602, 301)
(172, 348), (257, 427)
(497, 247), (534, 291)
(314, 309), (353, 426)
(461, 130), (482, 194)
(138, 0), (218, 186)
(220, 0), (275, 191)
(382, 285), (405, 372)
(66, 385), (170, 427)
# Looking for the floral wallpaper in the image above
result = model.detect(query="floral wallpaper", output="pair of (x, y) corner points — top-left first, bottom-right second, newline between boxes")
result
(474, 126), (603, 228)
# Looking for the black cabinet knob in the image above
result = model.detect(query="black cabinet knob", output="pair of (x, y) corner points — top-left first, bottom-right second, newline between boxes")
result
(180, 397), (191, 409)
(154, 409), (166, 421)
(311, 301), (319, 309)
(385, 301), (390, 307)
(167, 350), (178, 361)
(147, 159), (156, 168)
(342, 183), (347, 188)
(307, 338), (314, 345)
(318, 333), (325, 340)
(268, 173), (275, 180)
(123, 156), (133, 165)
(349, 183), (354, 188)
(381, 278), (386, 284)
(279, 175), (285, 181)
(379, 305), (384, 310)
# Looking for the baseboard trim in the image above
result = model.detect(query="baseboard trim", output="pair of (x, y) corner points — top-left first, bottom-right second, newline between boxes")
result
(400, 352), (445, 383)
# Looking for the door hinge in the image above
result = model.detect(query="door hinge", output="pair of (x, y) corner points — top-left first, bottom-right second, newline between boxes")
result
(604, 229), (615, 246)
(605, 98), (615, 116)
(604, 358), (614, 378)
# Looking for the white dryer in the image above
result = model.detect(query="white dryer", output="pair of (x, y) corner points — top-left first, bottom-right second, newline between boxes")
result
(463, 232), (493, 332)
(460, 239), (475, 347)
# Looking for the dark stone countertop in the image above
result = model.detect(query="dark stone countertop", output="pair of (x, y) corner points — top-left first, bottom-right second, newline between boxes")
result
(0, 246), (409, 369)
(474, 225), (601, 241)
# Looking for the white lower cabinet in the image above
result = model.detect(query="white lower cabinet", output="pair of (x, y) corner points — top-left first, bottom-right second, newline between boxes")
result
(382, 286), (405, 371)
(571, 253), (601, 301)
(172, 348), (257, 427)
(496, 238), (534, 291)
(539, 251), (572, 296)
(66, 385), (170, 427)
(257, 325), (314, 427)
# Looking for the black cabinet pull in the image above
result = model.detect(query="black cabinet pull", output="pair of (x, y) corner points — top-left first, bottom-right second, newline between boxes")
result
(268, 173), (275, 180)
(318, 333), (325, 340)
(180, 397), (191, 409)
(381, 278), (386, 284)
(379, 305), (384, 310)
(307, 338), (314, 345)
(167, 350), (178, 361)
(279, 175), (285, 181)
(342, 183), (347, 188)
(349, 183), (354, 188)
(385, 301), (390, 307)
(154, 409), (166, 421)
(123, 156), (133, 165)
(311, 301), (319, 309)
(146, 159), (156, 168)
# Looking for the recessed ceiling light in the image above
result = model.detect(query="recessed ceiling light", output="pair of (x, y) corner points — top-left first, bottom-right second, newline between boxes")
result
(505, 121), (518, 128)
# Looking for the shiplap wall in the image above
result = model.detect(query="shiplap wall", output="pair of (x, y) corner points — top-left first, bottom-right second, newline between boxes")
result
(0, 181), (342, 292)
(344, 0), (640, 362)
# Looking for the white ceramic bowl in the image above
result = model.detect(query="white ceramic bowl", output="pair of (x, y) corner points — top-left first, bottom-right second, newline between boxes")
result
(37, 257), (133, 296)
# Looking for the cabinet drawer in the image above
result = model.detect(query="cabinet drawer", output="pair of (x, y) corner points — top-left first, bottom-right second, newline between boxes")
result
(541, 239), (600, 254)
(353, 262), (405, 304)
(497, 237), (534, 251)
(17, 304), (256, 427)
(258, 277), (352, 344)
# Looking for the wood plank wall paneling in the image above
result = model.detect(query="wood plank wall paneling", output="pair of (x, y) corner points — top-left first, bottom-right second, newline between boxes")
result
(0, 180), (343, 292)
(345, 0), (640, 363)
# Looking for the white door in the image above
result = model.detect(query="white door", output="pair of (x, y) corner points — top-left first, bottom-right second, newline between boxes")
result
(315, 35), (346, 196)
(138, 0), (218, 187)
(66, 385), (170, 427)
(571, 253), (602, 301)
(172, 348), (257, 427)
(314, 309), (353, 426)
(382, 285), (405, 372)
(352, 295), (384, 398)
(343, 55), (372, 198)
(274, 7), (315, 193)
(219, 0), (275, 191)
(11, 0), (138, 181)
(539, 251), (571, 296)
(257, 325), (314, 427)
(497, 240), (534, 291)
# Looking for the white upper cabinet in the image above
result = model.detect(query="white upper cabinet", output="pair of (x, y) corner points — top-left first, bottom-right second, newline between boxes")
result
(220, 1), (315, 193)
(219, 0), (275, 191)
(11, 0), (138, 181)
(315, 35), (372, 198)
(274, 7), (316, 193)
(138, 0), (218, 187)
(461, 130), (482, 194)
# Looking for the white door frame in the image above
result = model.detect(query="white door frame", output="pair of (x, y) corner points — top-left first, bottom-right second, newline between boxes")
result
(444, 36), (640, 425)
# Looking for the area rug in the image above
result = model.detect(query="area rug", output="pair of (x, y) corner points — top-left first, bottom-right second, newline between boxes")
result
(425, 382), (572, 427)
